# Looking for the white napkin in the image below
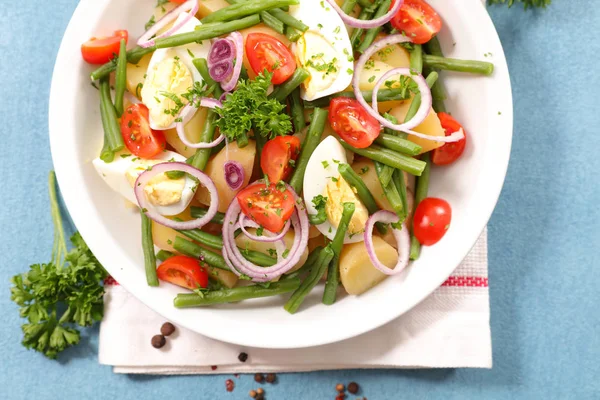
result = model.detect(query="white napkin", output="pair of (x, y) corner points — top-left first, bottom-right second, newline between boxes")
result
(99, 229), (491, 374)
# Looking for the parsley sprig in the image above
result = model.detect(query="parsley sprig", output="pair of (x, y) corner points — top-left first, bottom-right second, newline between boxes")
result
(10, 172), (107, 359)
(214, 71), (292, 142)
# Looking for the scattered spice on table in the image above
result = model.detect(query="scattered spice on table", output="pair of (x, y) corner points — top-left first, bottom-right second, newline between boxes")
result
(234, 374), (240, 378)
(335, 394), (345, 400)
(211, 365), (218, 371)
(257, 388), (264, 395)
(238, 352), (248, 362)
(347, 382), (359, 394)
(249, 389), (257, 398)
(336, 383), (345, 392)
(160, 322), (176, 336)
(265, 373), (277, 383)
(151, 335), (165, 349)
(254, 373), (265, 383)
(225, 379), (235, 392)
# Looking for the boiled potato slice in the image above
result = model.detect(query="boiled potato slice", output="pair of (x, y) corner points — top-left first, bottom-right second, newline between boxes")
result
(370, 38), (411, 69)
(239, 24), (290, 80)
(353, 60), (408, 112)
(196, 0), (230, 18)
(206, 266), (239, 289)
(235, 228), (309, 274)
(387, 102), (445, 154)
(351, 159), (393, 212)
(340, 236), (398, 295)
(126, 53), (151, 99)
(164, 108), (209, 158)
(196, 140), (256, 212)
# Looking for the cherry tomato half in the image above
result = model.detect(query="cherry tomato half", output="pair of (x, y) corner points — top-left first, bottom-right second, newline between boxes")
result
(156, 255), (209, 290)
(237, 183), (295, 233)
(120, 104), (166, 159)
(329, 97), (381, 149)
(390, 0), (442, 45)
(432, 112), (467, 165)
(169, 0), (187, 3)
(412, 197), (451, 246)
(81, 30), (128, 65)
(261, 136), (301, 183)
(245, 33), (296, 84)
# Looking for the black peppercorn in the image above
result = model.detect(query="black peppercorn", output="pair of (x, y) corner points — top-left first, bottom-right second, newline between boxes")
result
(151, 335), (166, 349)
(160, 322), (176, 336)
(265, 373), (276, 383)
(254, 373), (264, 383)
(347, 382), (359, 394)
(238, 352), (248, 362)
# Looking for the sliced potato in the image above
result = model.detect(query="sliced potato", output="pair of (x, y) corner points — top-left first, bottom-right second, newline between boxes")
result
(152, 208), (191, 253)
(207, 267), (239, 289)
(163, 108), (209, 158)
(239, 24), (290, 80)
(195, 140), (256, 212)
(351, 159), (393, 212)
(370, 38), (411, 69)
(387, 102), (445, 154)
(340, 236), (398, 295)
(126, 53), (152, 99)
(196, 0), (230, 18)
(235, 228), (309, 274)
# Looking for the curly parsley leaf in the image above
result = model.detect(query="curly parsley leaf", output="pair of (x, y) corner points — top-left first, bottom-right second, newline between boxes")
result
(10, 172), (107, 359)
(214, 71), (292, 142)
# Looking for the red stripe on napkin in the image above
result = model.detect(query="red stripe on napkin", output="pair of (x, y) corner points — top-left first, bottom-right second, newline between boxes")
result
(441, 276), (488, 288)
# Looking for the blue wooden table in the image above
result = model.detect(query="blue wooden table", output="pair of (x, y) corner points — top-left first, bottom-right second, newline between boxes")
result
(1, 1), (599, 399)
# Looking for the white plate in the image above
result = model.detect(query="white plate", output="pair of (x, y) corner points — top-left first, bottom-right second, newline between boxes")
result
(49, 0), (512, 349)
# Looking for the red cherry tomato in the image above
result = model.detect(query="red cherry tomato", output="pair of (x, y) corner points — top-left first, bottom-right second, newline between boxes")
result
(432, 112), (467, 165)
(329, 97), (381, 149)
(156, 256), (209, 290)
(261, 136), (301, 183)
(390, 0), (442, 45)
(413, 197), (452, 246)
(120, 104), (166, 159)
(81, 30), (128, 64)
(237, 183), (296, 233)
(245, 33), (297, 84)
(169, 0), (187, 3)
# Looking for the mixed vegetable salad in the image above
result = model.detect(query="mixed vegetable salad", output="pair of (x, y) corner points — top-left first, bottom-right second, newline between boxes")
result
(84, 0), (494, 312)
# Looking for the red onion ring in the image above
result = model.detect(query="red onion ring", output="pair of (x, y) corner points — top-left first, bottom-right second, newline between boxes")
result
(137, 0), (199, 48)
(224, 160), (245, 190)
(325, 0), (403, 29)
(353, 35), (465, 143)
(176, 98), (225, 148)
(364, 211), (410, 276)
(221, 184), (309, 282)
(209, 62), (233, 82)
(237, 214), (291, 243)
(208, 38), (235, 65)
(221, 32), (244, 92)
(134, 162), (218, 230)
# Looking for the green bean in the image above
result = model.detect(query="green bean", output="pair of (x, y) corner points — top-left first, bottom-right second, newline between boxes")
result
(422, 54), (494, 75)
(323, 203), (355, 305)
(254, 133), (266, 161)
(341, 0), (358, 13)
(285, 246), (323, 279)
(284, 246), (334, 314)
(202, 0), (298, 23)
(260, 11), (286, 34)
(271, 68), (310, 102)
(357, 0), (376, 8)
(404, 71), (438, 125)
(410, 152), (431, 260)
(303, 87), (411, 108)
(175, 222), (223, 249)
(285, 26), (302, 42)
(338, 164), (379, 215)
(114, 39), (127, 117)
(424, 36), (448, 113)
(269, 8), (308, 31)
(392, 169), (408, 220)
(189, 111), (218, 170)
(409, 44), (423, 74)
(339, 140), (426, 176)
(376, 163), (394, 187)
(190, 207), (225, 224)
(290, 88), (306, 132)
(374, 161), (406, 221)
(350, 8), (374, 49)
(156, 250), (175, 262)
(99, 88), (115, 163)
(382, 112), (406, 138)
(356, 0), (391, 53)
(289, 108), (329, 193)
(174, 278), (301, 307)
(193, 58), (223, 97)
(99, 79), (124, 154)
(238, 248), (278, 266)
(375, 133), (422, 156)
(90, 15), (261, 81)
(141, 212), (159, 287)
(237, 131), (249, 148)
(174, 237), (230, 271)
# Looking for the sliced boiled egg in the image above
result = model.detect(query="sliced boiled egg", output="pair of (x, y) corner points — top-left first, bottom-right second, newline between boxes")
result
(141, 13), (212, 130)
(93, 150), (196, 216)
(303, 136), (369, 243)
(289, 0), (354, 101)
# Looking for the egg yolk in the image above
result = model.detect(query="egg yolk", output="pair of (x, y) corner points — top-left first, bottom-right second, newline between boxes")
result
(141, 56), (193, 129)
(325, 176), (369, 235)
(125, 161), (186, 207)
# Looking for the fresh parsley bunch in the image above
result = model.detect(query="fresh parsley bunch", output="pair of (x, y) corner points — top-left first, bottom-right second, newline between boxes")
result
(214, 71), (293, 143)
(10, 172), (107, 359)
(487, 0), (551, 8)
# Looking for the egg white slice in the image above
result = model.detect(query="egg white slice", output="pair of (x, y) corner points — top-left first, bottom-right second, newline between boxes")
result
(303, 136), (365, 244)
(289, 0), (354, 101)
(143, 13), (212, 130)
(93, 151), (196, 216)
